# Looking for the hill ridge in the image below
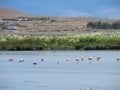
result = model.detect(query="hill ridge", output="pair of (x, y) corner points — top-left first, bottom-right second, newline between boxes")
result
(0, 7), (37, 18)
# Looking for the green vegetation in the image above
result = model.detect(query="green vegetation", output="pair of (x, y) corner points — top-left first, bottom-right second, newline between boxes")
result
(2, 18), (18, 21)
(16, 23), (27, 28)
(0, 22), (7, 29)
(0, 32), (120, 50)
(2, 17), (50, 21)
(87, 21), (120, 29)
(31, 17), (50, 21)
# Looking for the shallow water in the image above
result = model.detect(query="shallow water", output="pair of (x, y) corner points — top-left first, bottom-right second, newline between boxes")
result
(0, 50), (120, 90)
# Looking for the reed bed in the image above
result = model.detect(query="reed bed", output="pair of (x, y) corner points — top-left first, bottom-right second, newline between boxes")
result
(0, 32), (120, 50)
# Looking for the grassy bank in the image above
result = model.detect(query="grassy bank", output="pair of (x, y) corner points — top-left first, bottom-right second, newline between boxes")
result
(0, 32), (120, 50)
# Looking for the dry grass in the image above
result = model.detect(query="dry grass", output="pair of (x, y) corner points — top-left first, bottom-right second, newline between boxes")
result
(0, 8), (120, 35)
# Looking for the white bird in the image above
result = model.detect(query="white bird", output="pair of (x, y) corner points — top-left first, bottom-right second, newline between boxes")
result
(19, 59), (24, 62)
(88, 57), (93, 64)
(88, 57), (93, 60)
(76, 58), (80, 61)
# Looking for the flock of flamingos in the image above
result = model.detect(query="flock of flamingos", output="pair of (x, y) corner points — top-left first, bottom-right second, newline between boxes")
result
(9, 56), (120, 65)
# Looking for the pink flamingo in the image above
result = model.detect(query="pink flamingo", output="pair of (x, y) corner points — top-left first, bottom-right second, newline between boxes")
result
(88, 57), (93, 64)
(76, 58), (80, 61)
(66, 58), (70, 61)
(97, 56), (101, 61)
(19, 59), (24, 62)
(88, 57), (93, 60)
(117, 57), (120, 62)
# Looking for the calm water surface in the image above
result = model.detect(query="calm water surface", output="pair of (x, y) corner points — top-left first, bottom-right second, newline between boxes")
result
(0, 50), (120, 90)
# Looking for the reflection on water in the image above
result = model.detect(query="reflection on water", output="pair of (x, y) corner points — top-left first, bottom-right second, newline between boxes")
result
(0, 50), (120, 90)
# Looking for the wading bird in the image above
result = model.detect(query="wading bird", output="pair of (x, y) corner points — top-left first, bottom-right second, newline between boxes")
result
(9, 58), (14, 61)
(66, 58), (70, 61)
(41, 58), (45, 61)
(96, 56), (101, 61)
(88, 57), (93, 64)
(117, 57), (120, 62)
(76, 58), (80, 61)
(19, 59), (24, 62)
(88, 57), (93, 60)
(33, 62), (37, 65)
(81, 57), (84, 61)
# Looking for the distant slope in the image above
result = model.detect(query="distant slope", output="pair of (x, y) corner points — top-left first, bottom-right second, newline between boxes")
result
(0, 8), (36, 18)
(0, 7), (119, 35)
(0, 7), (119, 21)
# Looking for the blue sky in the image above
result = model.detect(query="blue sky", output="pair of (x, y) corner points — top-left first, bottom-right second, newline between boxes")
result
(0, 0), (120, 19)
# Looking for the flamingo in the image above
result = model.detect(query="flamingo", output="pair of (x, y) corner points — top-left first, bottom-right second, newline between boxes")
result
(41, 58), (44, 61)
(66, 58), (70, 61)
(88, 57), (93, 64)
(97, 56), (101, 61)
(81, 57), (84, 61)
(88, 57), (93, 60)
(33, 62), (37, 65)
(76, 58), (80, 61)
(19, 59), (24, 62)
(9, 58), (14, 61)
(117, 57), (120, 62)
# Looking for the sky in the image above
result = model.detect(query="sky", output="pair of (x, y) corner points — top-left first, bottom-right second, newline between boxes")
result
(0, 0), (120, 19)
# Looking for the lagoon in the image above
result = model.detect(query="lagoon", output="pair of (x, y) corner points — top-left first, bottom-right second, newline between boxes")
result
(0, 50), (120, 90)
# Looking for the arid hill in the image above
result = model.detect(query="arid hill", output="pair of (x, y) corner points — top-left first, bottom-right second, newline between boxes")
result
(0, 8), (120, 35)
(0, 8), (37, 18)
